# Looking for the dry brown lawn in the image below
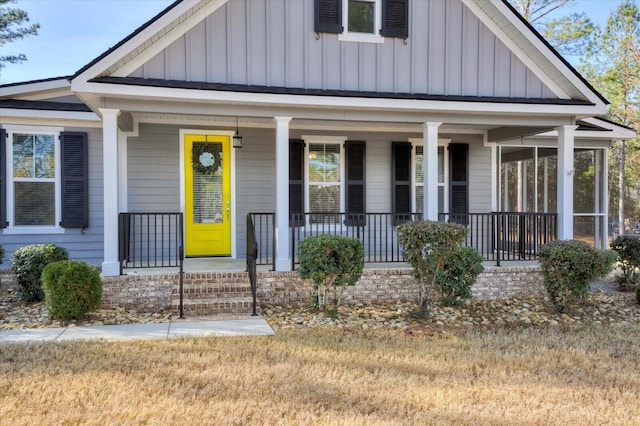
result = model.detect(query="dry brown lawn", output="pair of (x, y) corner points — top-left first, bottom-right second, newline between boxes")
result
(1, 324), (639, 425)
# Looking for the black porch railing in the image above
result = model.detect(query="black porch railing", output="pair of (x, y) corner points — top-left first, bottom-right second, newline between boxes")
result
(439, 212), (557, 265)
(248, 213), (276, 269)
(280, 211), (557, 268)
(118, 212), (185, 318)
(290, 212), (423, 268)
(246, 214), (260, 316)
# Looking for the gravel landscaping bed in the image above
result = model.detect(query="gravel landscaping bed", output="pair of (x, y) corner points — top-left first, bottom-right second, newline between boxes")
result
(1, 277), (638, 332)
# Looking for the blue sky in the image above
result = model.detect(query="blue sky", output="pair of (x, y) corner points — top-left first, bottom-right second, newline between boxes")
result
(0, 0), (623, 85)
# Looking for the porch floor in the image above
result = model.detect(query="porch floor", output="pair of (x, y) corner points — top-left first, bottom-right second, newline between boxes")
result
(120, 258), (540, 275)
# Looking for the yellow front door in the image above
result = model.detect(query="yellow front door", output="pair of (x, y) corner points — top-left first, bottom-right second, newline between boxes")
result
(184, 134), (231, 256)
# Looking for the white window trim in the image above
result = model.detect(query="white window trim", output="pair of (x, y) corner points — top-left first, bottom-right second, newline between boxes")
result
(338, 0), (385, 44)
(303, 136), (346, 216)
(410, 138), (450, 214)
(3, 124), (64, 234)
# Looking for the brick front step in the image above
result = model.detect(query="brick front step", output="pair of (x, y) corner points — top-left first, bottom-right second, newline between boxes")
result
(171, 297), (258, 316)
(173, 283), (253, 300)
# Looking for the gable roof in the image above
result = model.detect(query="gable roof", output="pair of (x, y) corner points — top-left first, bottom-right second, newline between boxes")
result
(67, 0), (606, 114)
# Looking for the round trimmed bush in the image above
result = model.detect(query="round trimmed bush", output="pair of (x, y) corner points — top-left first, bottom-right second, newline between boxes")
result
(11, 244), (69, 302)
(538, 240), (616, 312)
(42, 260), (102, 321)
(635, 284), (640, 305)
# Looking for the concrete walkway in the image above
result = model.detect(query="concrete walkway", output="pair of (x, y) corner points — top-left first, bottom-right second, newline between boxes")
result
(0, 317), (274, 344)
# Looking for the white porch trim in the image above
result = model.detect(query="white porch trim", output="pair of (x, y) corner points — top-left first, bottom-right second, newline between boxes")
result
(274, 116), (292, 271)
(557, 125), (577, 240)
(423, 122), (442, 220)
(100, 108), (121, 276)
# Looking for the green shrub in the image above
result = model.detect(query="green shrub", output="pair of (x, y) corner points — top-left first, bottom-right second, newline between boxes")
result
(397, 220), (471, 310)
(11, 244), (69, 302)
(434, 246), (484, 306)
(0, 244), (4, 265)
(42, 260), (102, 321)
(610, 236), (640, 289)
(297, 235), (364, 314)
(636, 284), (640, 305)
(538, 240), (616, 313)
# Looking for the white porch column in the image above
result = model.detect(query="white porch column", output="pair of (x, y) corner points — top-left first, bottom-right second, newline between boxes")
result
(423, 122), (442, 221)
(557, 125), (577, 240)
(274, 116), (293, 271)
(100, 108), (121, 276)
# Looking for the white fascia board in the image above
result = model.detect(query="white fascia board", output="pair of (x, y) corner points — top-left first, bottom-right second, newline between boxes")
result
(582, 117), (637, 139)
(73, 81), (608, 117)
(0, 108), (101, 125)
(72, 0), (227, 86)
(463, 0), (606, 109)
(535, 130), (631, 141)
(0, 78), (70, 99)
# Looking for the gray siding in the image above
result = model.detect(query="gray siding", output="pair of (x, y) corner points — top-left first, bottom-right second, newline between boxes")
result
(127, 124), (181, 212)
(0, 127), (104, 266)
(128, 0), (553, 99)
(122, 124), (492, 259)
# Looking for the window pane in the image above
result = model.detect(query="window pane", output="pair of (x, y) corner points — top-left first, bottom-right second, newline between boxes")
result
(415, 146), (423, 183)
(438, 186), (444, 213)
(438, 146), (445, 183)
(574, 149), (596, 214)
(192, 142), (223, 224)
(416, 185), (423, 213)
(308, 144), (340, 182)
(309, 185), (340, 213)
(537, 149), (557, 212)
(35, 134), (55, 178)
(14, 181), (55, 225)
(348, 0), (374, 33)
(13, 133), (55, 178)
(13, 134), (34, 178)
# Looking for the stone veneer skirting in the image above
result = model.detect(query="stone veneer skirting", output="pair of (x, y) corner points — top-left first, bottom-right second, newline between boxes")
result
(96, 266), (545, 312)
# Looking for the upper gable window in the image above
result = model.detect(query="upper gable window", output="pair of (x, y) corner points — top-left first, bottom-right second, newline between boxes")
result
(314, 0), (408, 43)
(341, 0), (382, 43)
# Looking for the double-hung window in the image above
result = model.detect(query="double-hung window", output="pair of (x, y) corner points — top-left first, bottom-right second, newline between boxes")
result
(306, 139), (344, 222)
(7, 127), (60, 231)
(289, 137), (366, 225)
(0, 127), (89, 233)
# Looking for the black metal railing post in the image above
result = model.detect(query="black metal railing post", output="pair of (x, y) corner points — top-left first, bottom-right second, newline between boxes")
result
(179, 244), (184, 319)
(246, 213), (259, 316)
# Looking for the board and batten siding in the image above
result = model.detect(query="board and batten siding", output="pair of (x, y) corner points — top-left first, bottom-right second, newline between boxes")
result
(128, 0), (554, 99)
(0, 127), (104, 267)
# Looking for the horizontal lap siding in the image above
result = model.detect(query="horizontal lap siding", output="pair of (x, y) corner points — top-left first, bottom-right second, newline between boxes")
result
(127, 124), (181, 213)
(132, 0), (556, 100)
(467, 136), (492, 213)
(0, 127), (104, 267)
(235, 129), (277, 258)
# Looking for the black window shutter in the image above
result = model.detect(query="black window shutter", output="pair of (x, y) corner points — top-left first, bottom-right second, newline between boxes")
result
(60, 132), (89, 229)
(315, 0), (343, 33)
(392, 142), (412, 225)
(381, 0), (408, 38)
(345, 141), (365, 226)
(289, 139), (305, 226)
(449, 143), (468, 224)
(0, 129), (6, 228)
